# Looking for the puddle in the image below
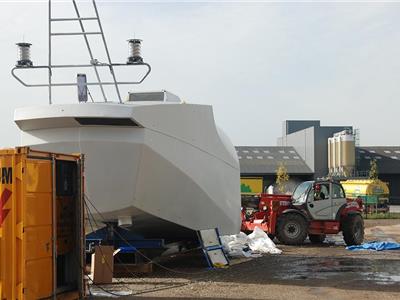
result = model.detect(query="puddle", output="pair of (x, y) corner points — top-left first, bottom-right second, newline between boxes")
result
(362, 272), (400, 285)
(272, 256), (400, 285)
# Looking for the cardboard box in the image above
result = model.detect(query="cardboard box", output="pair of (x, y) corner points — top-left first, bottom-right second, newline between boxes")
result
(90, 246), (115, 284)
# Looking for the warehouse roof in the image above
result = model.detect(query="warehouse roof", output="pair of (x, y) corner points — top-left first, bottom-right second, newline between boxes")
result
(357, 147), (400, 174)
(236, 146), (313, 175)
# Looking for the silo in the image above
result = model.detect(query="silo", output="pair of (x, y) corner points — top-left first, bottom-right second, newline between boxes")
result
(334, 135), (341, 175)
(328, 137), (335, 174)
(328, 138), (331, 173)
(340, 132), (355, 176)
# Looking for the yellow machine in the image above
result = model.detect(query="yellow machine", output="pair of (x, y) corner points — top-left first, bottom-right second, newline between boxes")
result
(341, 179), (390, 213)
(240, 177), (263, 195)
(0, 147), (84, 300)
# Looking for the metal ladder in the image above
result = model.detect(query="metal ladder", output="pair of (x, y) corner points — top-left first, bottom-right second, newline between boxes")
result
(49, 0), (120, 103)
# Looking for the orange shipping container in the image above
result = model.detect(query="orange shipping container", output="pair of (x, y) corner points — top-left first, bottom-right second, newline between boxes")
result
(0, 147), (84, 300)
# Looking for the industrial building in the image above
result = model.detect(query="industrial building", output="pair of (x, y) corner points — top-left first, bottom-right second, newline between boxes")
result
(236, 146), (313, 193)
(237, 120), (400, 204)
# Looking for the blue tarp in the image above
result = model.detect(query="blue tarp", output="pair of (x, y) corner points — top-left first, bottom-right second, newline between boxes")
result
(346, 241), (400, 251)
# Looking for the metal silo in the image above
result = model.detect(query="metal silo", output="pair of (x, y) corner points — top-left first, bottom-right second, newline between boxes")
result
(340, 131), (355, 176)
(329, 130), (356, 177)
(328, 137), (335, 175)
(334, 135), (341, 175)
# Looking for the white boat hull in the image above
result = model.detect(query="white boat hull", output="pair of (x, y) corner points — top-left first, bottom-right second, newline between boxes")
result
(15, 101), (241, 238)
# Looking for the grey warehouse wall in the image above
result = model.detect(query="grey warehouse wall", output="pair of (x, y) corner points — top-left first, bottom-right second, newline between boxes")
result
(283, 120), (320, 136)
(279, 127), (315, 172)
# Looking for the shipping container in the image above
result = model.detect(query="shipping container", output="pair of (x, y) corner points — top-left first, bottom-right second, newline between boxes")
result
(0, 147), (84, 300)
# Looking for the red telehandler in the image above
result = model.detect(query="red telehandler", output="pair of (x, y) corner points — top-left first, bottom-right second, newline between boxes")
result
(241, 180), (364, 245)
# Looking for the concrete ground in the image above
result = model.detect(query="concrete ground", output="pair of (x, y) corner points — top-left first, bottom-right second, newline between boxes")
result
(91, 219), (400, 299)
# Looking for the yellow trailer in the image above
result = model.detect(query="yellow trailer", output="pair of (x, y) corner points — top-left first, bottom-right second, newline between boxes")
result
(341, 179), (390, 213)
(0, 147), (85, 300)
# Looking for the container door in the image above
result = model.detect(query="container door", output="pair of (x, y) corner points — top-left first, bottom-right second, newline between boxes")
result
(23, 159), (53, 299)
(0, 155), (16, 300)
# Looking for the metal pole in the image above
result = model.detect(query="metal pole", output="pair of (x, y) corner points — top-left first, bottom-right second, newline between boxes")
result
(92, 0), (123, 103)
(72, 0), (108, 102)
(48, 0), (52, 104)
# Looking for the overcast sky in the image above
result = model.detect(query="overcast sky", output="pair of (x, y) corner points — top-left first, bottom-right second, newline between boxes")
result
(0, 0), (399, 147)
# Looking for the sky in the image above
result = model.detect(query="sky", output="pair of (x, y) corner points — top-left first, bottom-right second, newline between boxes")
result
(0, 0), (399, 147)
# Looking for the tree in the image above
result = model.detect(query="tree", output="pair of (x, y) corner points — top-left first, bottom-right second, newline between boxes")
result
(369, 159), (379, 181)
(276, 162), (289, 194)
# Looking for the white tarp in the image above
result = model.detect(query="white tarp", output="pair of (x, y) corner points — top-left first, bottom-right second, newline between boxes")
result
(221, 227), (282, 257)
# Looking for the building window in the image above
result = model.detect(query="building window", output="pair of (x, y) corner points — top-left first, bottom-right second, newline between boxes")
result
(384, 150), (391, 154)
(283, 156), (289, 159)
(246, 156), (253, 160)
(263, 150), (270, 154)
(243, 150), (249, 153)
(375, 156), (382, 160)
(369, 150), (376, 153)
(256, 156), (263, 159)
(391, 156), (398, 160)
(279, 150), (285, 154)
(293, 156), (300, 159)
(359, 150), (365, 153)
(253, 150), (259, 153)
(268, 156), (274, 159)
(365, 156), (371, 160)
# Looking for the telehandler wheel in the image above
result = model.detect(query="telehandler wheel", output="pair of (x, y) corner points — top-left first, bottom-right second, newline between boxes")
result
(308, 234), (326, 244)
(342, 214), (364, 246)
(276, 213), (308, 245)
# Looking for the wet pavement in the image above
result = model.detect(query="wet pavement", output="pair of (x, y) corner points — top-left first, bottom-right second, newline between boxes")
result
(92, 219), (400, 299)
(268, 255), (400, 287)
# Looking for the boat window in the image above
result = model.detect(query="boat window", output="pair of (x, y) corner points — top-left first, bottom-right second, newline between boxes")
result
(75, 117), (139, 126)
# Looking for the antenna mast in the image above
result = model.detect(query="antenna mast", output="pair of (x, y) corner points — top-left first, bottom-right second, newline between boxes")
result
(12, 0), (151, 105)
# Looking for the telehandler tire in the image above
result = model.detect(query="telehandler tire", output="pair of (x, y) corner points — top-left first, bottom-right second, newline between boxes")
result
(276, 213), (308, 245)
(342, 214), (364, 246)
